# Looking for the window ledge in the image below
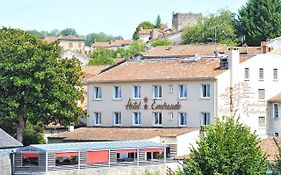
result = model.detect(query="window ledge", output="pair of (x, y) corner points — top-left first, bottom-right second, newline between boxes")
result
(200, 97), (211, 100)
(178, 97), (188, 100)
(93, 99), (102, 101)
(113, 98), (122, 101)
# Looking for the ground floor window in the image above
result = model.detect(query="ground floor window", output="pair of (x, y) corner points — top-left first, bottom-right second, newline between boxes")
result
(200, 112), (210, 126)
(116, 149), (137, 162)
(146, 152), (164, 160)
(55, 152), (78, 166)
(258, 116), (265, 128)
(22, 153), (39, 166)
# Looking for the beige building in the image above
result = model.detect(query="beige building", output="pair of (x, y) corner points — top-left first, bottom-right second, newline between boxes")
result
(44, 36), (85, 52)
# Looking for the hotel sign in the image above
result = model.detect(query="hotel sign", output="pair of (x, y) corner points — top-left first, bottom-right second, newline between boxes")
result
(125, 97), (181, 110)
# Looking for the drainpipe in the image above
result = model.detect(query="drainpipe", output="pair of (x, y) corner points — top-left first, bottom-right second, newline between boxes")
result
(78, 151), (80, 169)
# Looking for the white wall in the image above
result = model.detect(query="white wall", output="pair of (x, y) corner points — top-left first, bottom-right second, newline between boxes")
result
(176, 129), (200, 156)
(87, 80), (216, 127)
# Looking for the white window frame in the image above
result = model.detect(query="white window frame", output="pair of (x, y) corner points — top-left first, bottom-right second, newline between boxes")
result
(93, 86), (102, 100)
(153, 85), (162, 99)
(201, 84), (211, 98)
(274, 68), (278, 80)
(244, 68), (249, 80)
(178, 85), (187, 99)
(200, 112), (210, 126)
(132, 86), (141, 99)
(153, 112), (162, 126)
(273, 103), (279, 119)
(133, 112), (141, 125)
(93, 112), (101, 125)
(113, 112), (121, 125)
(178, 112), (187, 126)
(113, 86), (122, 100)
(258, 89), (265, 100)
(259, 68), (264, 80)
(258, 116), (266, 128)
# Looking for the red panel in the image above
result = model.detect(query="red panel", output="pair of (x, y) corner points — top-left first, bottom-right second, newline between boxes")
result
(55, 152), (78, 157)
(22, 153), (39, 158)
(144, 148), (164, 153)
(87, 150), (109, 164)
(116, 149), (137, 154)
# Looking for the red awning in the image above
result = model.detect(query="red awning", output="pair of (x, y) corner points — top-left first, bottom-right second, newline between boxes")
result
(87, 150), (109, 164)
(22, 153), (39, 158)
(55, 152), (78, 157)
(116, 149), (137, 154)
(144, 148), (164, 153)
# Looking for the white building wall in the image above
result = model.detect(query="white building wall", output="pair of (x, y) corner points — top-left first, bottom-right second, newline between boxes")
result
(87, 80), (216, 128)
(176, 130), (200, 156)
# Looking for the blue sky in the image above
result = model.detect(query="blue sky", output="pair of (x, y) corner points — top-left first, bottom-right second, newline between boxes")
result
(0, 0), (247, 39)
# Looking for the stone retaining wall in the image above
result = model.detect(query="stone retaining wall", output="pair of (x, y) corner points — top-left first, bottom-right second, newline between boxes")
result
(0, 149), (12, 175)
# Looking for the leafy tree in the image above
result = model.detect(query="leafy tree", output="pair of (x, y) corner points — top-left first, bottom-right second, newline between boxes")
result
(49, 29), (60, 36)
(23, 122), (45, 146)
(60, 28), (78, 36)
(26, 30), (46, 39)
(133, 21), (154, 40)
(155, 14), (162, 28)
(181, 9), (238, 46)
(88, 47), (115, 65)
(85, 32), (123, 46)
(180, 117), (268, 175)
(237, 0), (281, 46)
(0, 28), (84, 142)
(151, 37), (172, 47)
(127, 40), (146, 55)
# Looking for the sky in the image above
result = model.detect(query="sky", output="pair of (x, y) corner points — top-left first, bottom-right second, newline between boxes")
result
(0, 0), (248, 39)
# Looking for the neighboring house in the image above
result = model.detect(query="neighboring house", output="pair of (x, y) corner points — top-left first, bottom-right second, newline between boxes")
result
(62, 50), (90, 66)
(44, 35), (85, 53)
(92, 39), (133, 50)
(13, 140), (166, 175)
(268, 92), (281, 137)
(0, 128), (23, 175)
(266, 36), (281, 51)
(138, 29), (152, 42)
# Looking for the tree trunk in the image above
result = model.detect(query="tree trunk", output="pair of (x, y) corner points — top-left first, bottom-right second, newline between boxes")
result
(16, 116), (24, 143)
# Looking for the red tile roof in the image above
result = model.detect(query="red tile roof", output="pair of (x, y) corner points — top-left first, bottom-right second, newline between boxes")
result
(44, 36), (59, 43)
(81, 66), (107, 83)
(260, 137), (281, 162)
(138, 29), (152, 35)
(57, 35), (85, 41)
(86, 58), (225, 83)
(48, 127), (198, 141)
(92, 40), (133, 48)
(268, 92), (281, 102)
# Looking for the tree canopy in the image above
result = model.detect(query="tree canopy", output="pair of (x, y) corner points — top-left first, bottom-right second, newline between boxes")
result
(155, 14), (162, 28)
(238, 0), (281, 46)
(133, 21), (154, 40)
(179, 117), (268, 175)
(85, 32), (123, 46)
(60, 28), (78, 36)
(181, 9), (238, 46)
(151, 37), (172, 47)
(0, 28), (84, 142)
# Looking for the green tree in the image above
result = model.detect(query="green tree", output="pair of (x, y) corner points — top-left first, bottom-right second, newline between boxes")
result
(155, 14), (162, 28)
(0, 28), (84, 142)
(85, 32), (123, 46)
(180, 117), (268, 175)
(60, 28), (78, 36)
(133, 21), (154, 40)
(88, 47), (115, 65)
(181, 9), (238, 46)
(127, 40), (146, 55)
(238, 0), (281, 46)
(26, 30), (46, 39)
(23, 122), (45, 146)
(151, 37), (172, 47)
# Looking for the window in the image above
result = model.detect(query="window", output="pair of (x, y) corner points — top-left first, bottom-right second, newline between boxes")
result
(259, 68), (264, 80)
(93, 112), (101, 125)
(113, 112), (121, 125)
(93, 87), (102, 100)
(200, 112), (210, 126)
(22, 153), (39, 166)
(178, 85), (187, 98)
(132, 86), (141, 99)
(68, 42), (73, 48)
(113, 86), (122, 99)
(258, 89), (265, 100)
(179, 112), (187, 126)
(201, 84), (210, 98)
(273, 103), (279, 119)
(258, 116), (265, 128)
(153, 112), (162, 125)
(153, 85), (162, 99)
(274, 68), (278, 80)
(133, 112), (141, 125)
(55, 152), (78, 166)
(244, 68), (249, 80)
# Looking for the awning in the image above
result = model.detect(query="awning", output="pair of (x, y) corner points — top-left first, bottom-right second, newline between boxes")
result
(22, 153), (39, 158)
(55, 152), (78, 157)
(144, 148), (164, 153)
(116, 149), (137, 154)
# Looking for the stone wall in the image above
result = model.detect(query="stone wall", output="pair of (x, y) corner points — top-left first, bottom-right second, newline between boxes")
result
(172, 12), (202, 31)
(0, 149), (12, 175)
(47, 164), (165, 175)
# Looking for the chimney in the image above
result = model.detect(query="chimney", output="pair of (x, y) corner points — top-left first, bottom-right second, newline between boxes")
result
(228, 48), (240, 70)
(261, 41), (269, 54)
(68, 125), (74, 132)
